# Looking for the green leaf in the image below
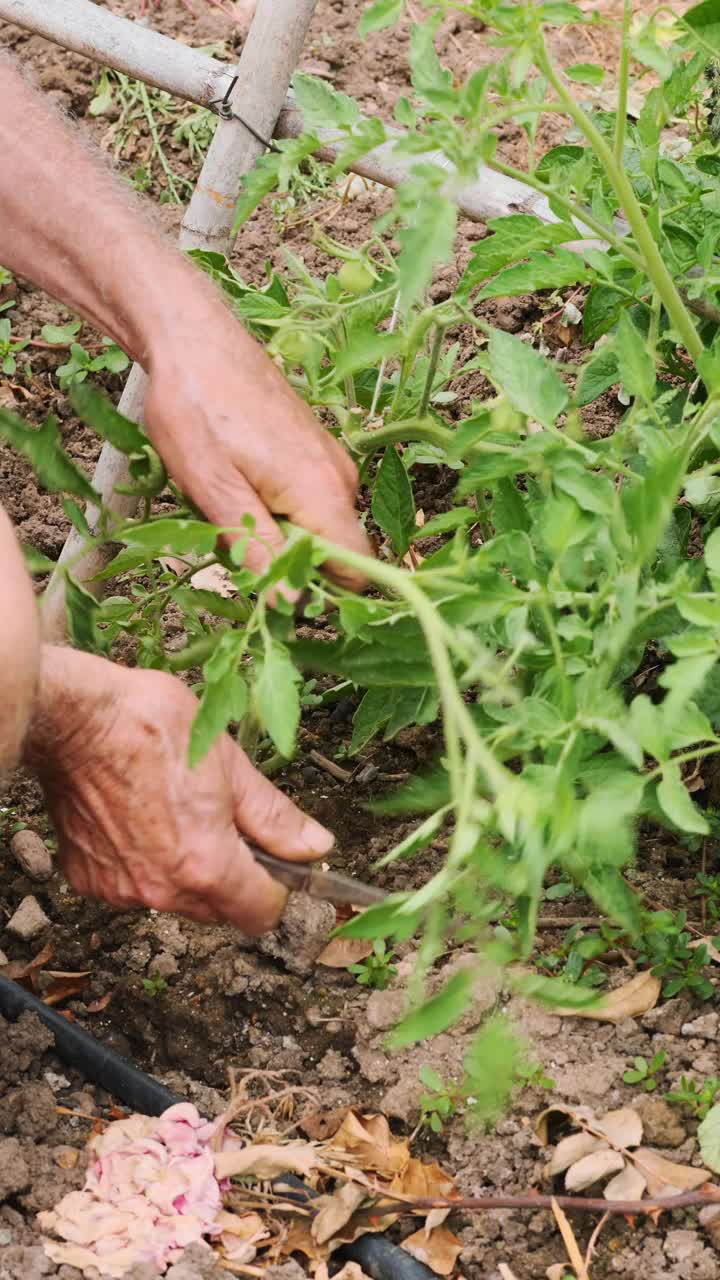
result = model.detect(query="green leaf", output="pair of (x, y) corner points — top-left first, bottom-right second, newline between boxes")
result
(397, 193), (457, 309)
(291, 632), (435, 687)
(0, 410), (98, 503)
(334, 325), (404, 381)
(189, 632), (248, 768)
(616, 312), (657, 402)
(372, 446), (417, 556)
(358, 0), (404, 36)
(576, 345), (619, 406)
(350, 687), (391, 753)
(705, 526), (720, 591)
(388, 970), (476, 1048)
(478, 249), (591, 301)
(22, 545), (55, 574)
(291, 72), (360, 129)
(554, 461), (615, 516)
(463, 1016), (522, 1125)
(583, 285), (626, 344)
(368, 766), (451, 814)
(123, 518), (219, 558)
(255, 645), (301, 759)
(698, 1103), (720, 1173)
(515, 973), (599, 1007)
(71, 382), (147, 456)
(488, 329), (568, 427)
(413, 508), (474, 540)
(657, 763), (710, 835)
(459, 215), (577, 293)
(337, 892), (419, 940)
(329, 116), (386, 177)
(566, 62), (604, 85)
(41, 320), (81, 344)
(375, 808), (450, 867)
(63, 573), (104, 654)
(583, 866), (642, 938)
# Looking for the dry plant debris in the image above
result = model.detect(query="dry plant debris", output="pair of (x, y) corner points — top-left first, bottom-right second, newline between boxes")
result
(539, 1103), (712, 1202)
(38, 1098), (462, 1278)
(555, 970), (661, 1022)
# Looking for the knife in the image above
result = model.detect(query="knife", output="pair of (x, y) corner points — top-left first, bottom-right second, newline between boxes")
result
(249, 843), (387, 907)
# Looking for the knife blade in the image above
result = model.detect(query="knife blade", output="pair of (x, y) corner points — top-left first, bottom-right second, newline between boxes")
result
(249, 843), (387, 908)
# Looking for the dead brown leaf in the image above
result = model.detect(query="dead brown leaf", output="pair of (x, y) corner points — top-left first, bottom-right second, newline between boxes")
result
(86, 991), (115, 1013)
(327, 1111), (410, 1178)
(549, 1132), (607, 1176)
(300, 1105), (351, 1142)
(0, 940), (53, 983)
(595, 1107), (643, 1151)
(633, 1147), (709, 1197)
(42, 973), (91, 1006)
(604, 1163), (647, 1202)
(564, 1148), (625, 1192)
(401, 1225), (463, 1276)
(330, 1266), (372, 1280)
(316, 937), (373, 968)
(312, 1183), (368, 1246)
(390, 1157), (457, 1200)
(556, 970), (660, 1023)
(214, 1142), (319, 1182)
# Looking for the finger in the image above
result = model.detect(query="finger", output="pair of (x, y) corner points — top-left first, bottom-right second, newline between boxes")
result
(290, 489), (372, 590)
(231, 744), (334, 863)
(202, 476), (299, 603)
(208, 836), (289, 935)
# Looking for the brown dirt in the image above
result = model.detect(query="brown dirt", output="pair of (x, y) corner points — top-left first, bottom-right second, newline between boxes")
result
(0, 2), (717, 1278)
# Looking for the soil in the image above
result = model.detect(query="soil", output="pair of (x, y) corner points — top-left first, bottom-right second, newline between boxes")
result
(0, 2), (718, 1279)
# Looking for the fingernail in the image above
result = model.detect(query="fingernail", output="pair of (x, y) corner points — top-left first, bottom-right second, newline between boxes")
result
(301, 817), (335, 854)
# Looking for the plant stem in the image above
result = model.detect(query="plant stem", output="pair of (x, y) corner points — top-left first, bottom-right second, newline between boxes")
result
(536, 44), (703, 365)
(419, 325), (445, 418)
(615, 0), (633, 164)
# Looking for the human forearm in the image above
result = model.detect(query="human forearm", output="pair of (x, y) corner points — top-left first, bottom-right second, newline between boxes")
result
(0, 59), (220, 366)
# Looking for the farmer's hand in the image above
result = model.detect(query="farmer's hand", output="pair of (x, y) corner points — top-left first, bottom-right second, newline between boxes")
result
(142, 310), (370, 586)
(24, 647), (332, 932)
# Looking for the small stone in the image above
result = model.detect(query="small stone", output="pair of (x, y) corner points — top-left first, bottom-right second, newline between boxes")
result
(366, 988), (406, 1031)
(152, 950), (179, 980)
(641, 997), (692, 1036)
(681, 1012), (719, 1040)
(54, 1146), (79, 1169)
(43, 1072), (71, 1093)
(6, 895), (50, 941)
(10, 830), (52, 881)
(68, 1091), (96, 1114)
(257, 893), (336, 977)
(0, 1138), (29, 1199)
(317, 1049), (349, 1081)
(353, 1042), (393, 1084)
(636, 1095), (686, 1148)
(664, 1229), (702, 1262)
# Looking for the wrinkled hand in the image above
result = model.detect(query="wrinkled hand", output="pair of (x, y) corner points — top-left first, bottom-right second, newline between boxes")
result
(29, 648), (333, 933)
(144, 310), (371, 586)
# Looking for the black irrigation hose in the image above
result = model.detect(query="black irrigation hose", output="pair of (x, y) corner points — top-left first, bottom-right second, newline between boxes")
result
(0, 975), (182, 1115)
(0, 975), (439, 1280)
(275, 1173), (439, 1280)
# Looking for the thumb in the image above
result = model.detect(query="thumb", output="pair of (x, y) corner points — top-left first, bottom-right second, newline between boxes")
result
(231, 743), (334, 862)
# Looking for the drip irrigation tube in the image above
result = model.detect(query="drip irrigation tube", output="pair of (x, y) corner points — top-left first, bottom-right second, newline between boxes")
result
(0, 975), (181, 1115)
(0, 974), (441, 1280)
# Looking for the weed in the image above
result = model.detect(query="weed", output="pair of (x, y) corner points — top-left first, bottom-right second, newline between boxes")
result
(349, 940), (398, 990)
(666, 1075), (720, 1119)
(623, 1051), (667, 1092)
(0, 317), (28, 375)
(142, 974), (167, 998)
(418, 1065), (462, 1132)
(639, 911), (717, 1000)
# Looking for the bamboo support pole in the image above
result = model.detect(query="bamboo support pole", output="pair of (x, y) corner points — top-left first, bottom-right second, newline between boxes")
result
(39, 0), (319, 638)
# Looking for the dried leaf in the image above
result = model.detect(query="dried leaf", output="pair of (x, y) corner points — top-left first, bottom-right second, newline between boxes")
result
(42, 974), (91, 1006)
(300, 1105), (351, 1142)
(280, 1217), (326, 1263)
(564, 1148), (625, 1192)
(389, 1157), (457, 1200)
(86, 991), (114, 1013)
(401, 1225), (463, 1276)
(316, 937), (373, 968)
(595, 1107), (643, 1151)
(603, 1163), (647, 1202)
(535, 1103), (593, 1146)
(327, 1111), (410, 1177)
(312, 1183), (368, 1246)
(0, 940), (53, 982)
(332, 1265), (373, 1280)
(556, 970), (660, 1023)
(633, 1147), (708, 1197)
(550, 1132), (607, 1175)
(550, 1197), (588, 1280)
(54, 1147), (80, 1170)
(214, 1141), (319, 1182)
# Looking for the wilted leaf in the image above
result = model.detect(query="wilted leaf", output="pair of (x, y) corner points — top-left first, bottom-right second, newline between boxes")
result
(634, 1147), (708, 1197)
(604, 1162), (647, 1201)
(390, 1157), (456, 1200)
(86, 991), (115, 1013)
(0, 940), (54, 984)
(550, 1198), (588, 1280)
(42, 973), (91, 1006)
(312, 1182), (368, 1246)
(316, 937), (374, 968)
(327, 1111), (409, 1177)
(556, 970), (660, 1022)
(401, 1225), (463, 1276)
(698, 1105), (720, 1174)
(214, 1142), (319, 1181)
(535, 1103), (592, 1146)
(595, 1107), (643, 1151)
(216, 1210), (268, 1263)
(549, 1132), (607, 1175)
(564, 1148), (625, 1192)
(300, 1106), (351, 1142)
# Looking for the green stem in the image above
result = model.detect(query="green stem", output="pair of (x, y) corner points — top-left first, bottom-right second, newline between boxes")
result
(420, 326), (445, 418)
(536, 44), (702, 365)
(139, 82), (181, 204)
(615, 0), (633, 164)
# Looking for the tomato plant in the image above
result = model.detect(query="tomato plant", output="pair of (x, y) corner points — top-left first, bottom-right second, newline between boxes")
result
(7, 0), (720, 1115)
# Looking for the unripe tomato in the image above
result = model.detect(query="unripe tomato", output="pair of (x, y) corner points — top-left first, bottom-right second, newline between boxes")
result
(275, 329), (317, 365)
(338, 260), (375, 296)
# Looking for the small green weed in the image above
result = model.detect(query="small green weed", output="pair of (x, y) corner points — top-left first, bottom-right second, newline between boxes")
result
(0, 317), (28, 375)
(418, 1065), (462, 1132)
(142, 973), (167, 998)
(639, 911), (717, 1000)
(666, 1075), (720, 1120)
(517, 1059), (556, 1091)
(349, 939), (397, 990)
(623, 1051), (667, 1092)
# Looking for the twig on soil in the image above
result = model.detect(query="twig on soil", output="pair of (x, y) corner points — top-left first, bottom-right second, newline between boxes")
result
(365, 1187), (720, 1216)
(584, 1210), (610, 1273)
(307, 749), (353, 783)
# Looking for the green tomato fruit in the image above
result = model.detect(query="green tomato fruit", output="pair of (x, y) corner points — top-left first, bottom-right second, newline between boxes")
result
(338, 261), (375, 296)
(275, 330), (317, 365)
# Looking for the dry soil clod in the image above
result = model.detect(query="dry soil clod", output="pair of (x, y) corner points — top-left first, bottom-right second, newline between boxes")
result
(10, 829), (53, 881)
